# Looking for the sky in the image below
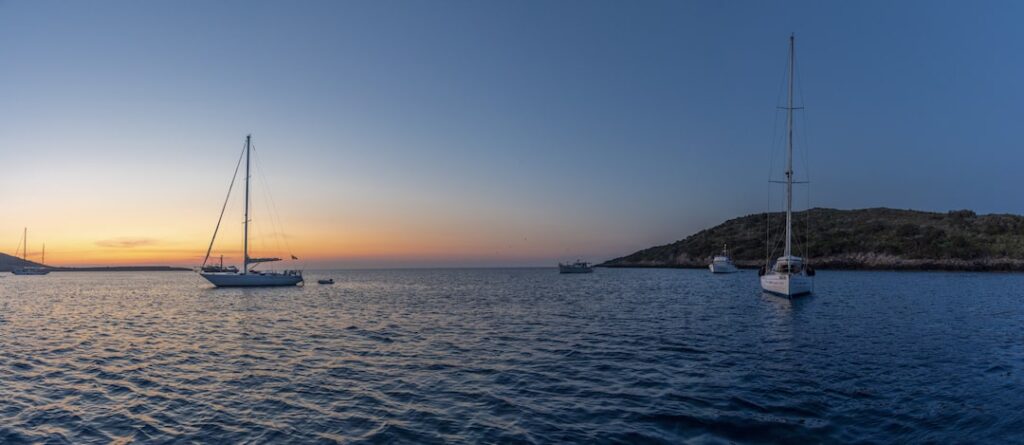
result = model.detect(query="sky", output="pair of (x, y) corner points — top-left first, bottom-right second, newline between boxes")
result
(1, 0), (1022, 268)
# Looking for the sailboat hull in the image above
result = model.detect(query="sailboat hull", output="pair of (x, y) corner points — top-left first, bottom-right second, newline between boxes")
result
(11, 268), (50, 276)
(200, 272), (302, 287)
(709, 263), (739, 273)
(760, 273), (812, 297)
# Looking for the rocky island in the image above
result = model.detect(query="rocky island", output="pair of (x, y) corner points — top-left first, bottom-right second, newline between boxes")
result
(0, 252), (190, 272)
(601, 208), (1024, 271)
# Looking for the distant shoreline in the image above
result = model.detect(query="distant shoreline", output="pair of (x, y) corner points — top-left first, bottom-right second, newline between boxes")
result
(598, 258), (1024, 273)
(48, 266), (192, 272)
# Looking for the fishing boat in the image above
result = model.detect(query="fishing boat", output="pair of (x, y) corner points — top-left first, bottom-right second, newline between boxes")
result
(11, 228), (50, 275)
(199, 135), (303, 287)
(559, 260), (594, 274)
(708, 244), (738, 274)
(317, 278), (334, 285)
(760, 34), (813, 297)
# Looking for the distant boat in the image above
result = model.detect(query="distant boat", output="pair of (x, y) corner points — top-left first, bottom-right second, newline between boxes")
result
(200, 255), (238, 274)
(11, 228), (50, 276)
(317, 278), (334, 285)
(199, 135), (303, 287)
(708, 244), (738, 274)
(559, 260), (593, 274)
(760, 34), (813, 297)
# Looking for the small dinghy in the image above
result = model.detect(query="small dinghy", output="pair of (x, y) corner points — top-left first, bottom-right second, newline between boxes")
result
(317, 278), (334, 285)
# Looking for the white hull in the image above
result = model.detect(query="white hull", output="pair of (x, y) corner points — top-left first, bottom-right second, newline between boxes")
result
(760, 273), (812, 297)
(709, 262), (738, 274)
(11, 268), (50, 275)
(559, 267), (593, 274)
(201, 272), (302, 287)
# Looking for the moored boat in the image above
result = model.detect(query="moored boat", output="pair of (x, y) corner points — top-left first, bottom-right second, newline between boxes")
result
(708, 244), (739, 273)
(759, 34), (814, 297)
(559, 260), (593, 274)
(198, 135), (303, 287)
(11, 229), (50, 276)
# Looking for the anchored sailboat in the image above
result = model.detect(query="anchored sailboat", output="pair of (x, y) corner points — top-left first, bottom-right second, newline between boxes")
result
(760, 35), (813, 297)
(199, 135), (303, 287)
(12, 227), (50, 275)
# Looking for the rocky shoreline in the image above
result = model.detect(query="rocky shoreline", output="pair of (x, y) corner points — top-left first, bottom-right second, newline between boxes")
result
(601, 253), (1024, 272)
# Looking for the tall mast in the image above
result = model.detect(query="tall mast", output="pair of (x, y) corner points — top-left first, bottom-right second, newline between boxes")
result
(23, 227), (27, 261)
(42, 243), (45, 265)
(243, 134), (251, 275)
(784, 34), (795, 259)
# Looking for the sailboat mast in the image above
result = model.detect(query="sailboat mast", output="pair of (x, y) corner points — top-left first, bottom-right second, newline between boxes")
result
(42, 243), (45, 266)
(784, 34), (795, 259)
(23, 227), (27, 261)
(243, 135), (251, 275)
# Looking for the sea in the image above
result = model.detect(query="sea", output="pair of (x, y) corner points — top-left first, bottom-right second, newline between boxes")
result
(0, 268), (1021, 443)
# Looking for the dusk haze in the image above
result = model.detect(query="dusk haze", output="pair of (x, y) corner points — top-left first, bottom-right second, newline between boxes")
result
(3, 1), (1022, 268)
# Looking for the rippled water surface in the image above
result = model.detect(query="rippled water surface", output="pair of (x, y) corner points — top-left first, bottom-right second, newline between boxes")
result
(1, 268), (1022, 443)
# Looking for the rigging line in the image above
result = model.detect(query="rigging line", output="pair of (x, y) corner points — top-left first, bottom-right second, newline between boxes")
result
(794, 50), (814, 261)
(767, 50), (789, 184)
(766, 51), (790, 267)
(767, 43), (793, 263)
(253, 207), (270, 262)
(806, 183), (812, 262)
(252, 149), (287, 259)
(250, 143), (296, 259)
(795, 55), (811, 180)
(250, 145), (286, 258)
(202, 141), (246, 268)
(247, 169), (275, 264)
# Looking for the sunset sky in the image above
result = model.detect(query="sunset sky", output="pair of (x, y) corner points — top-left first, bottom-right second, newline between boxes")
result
(1, 1), (1023, 267)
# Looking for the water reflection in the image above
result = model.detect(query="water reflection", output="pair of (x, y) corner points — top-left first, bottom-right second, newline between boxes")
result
(759, 291), (814, 315)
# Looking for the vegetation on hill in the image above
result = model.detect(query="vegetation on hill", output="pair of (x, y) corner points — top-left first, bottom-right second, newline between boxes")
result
(601, 208), (1024, 271)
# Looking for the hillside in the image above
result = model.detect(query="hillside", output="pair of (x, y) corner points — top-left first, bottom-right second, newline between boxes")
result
(0, 252), (46, 272)
(0, 252), (189, 272)
(601, 208), (1024, 271)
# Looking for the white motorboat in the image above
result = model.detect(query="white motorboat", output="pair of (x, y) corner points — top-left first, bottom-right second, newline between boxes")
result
(199, 135), (303, 287)
(760, 35), (814, 297)
(708, 244), (738, 273)
(11, 228), (50, 276)
(559, 260), (594, 274)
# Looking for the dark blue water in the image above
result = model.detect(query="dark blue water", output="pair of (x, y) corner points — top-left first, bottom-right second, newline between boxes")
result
(0, 268), (1021, 443)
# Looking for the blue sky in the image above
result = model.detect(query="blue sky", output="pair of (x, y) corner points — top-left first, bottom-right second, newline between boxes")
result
(0, 1), (1021, 266)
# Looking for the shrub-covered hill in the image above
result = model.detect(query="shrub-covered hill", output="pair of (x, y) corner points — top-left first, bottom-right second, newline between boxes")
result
(600, 208), (1024, 271)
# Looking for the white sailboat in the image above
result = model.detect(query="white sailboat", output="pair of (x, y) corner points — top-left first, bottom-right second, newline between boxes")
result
(11, 228), (50, 275)
(199, 135), (303, 287)
(760, 35), (813, 297)
(708, 244), (738, 274)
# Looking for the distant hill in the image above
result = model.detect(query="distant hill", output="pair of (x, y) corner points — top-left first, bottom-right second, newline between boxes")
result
(0, 252), (46, 272)
(0, 252), (188, 272)
(51, 266), (191, 272)
(601, 208), (1024, 271)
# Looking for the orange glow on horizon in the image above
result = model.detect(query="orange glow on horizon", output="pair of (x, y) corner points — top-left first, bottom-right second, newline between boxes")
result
(6, 218), (614, 267)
